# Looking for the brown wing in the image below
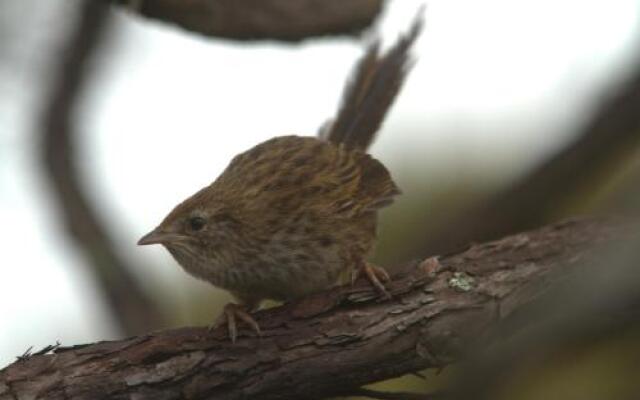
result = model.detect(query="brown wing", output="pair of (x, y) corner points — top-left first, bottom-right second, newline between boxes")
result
(213, 136), (399, 219)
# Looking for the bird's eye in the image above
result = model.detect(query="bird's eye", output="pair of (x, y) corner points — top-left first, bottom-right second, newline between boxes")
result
(189, 216), (207, 231)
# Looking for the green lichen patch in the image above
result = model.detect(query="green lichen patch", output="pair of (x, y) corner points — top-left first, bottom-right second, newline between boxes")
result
(448, 271), (475, 292)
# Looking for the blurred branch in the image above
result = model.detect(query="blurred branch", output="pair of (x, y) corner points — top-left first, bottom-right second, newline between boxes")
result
(452, 229), (640, 399)
(40, 0), (163, 335)
(346, 388), (444, 399)
(0, 218), (624, 399)
(109, 0), (384, 42)
(413, 54), (640, 257)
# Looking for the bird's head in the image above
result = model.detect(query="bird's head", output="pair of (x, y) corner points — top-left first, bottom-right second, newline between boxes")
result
(137, 186), (242, 272)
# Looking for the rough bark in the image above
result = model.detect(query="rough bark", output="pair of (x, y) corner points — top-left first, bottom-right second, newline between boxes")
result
(0, 217), (624, 400)
(109, 0), (384, 42)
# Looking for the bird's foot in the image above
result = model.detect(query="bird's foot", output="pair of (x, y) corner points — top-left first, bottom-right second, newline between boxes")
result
(210, 303), (261, 343)
(351, 262), (392, 299)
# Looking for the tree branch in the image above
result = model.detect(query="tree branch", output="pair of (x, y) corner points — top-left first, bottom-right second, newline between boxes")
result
(346, 387), (444, 399)
(40, 0), (164, 335)
(450, 230), (640, 399)
(109, 0), (384, 42)
(410, 51), (640, 257)
(0, 217), (625, 400)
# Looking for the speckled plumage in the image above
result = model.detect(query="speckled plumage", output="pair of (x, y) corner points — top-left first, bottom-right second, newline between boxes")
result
(157, 135), (399, 306)
(139, 14), (422, 338)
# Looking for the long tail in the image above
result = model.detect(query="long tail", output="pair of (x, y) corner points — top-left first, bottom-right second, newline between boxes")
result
(319, 10), (424, 151)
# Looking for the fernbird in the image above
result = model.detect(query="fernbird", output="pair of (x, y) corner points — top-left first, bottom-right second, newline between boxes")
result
(138, 16), (422, 342)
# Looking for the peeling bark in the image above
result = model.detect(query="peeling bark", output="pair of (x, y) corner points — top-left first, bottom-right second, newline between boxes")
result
(0, 218), (624, 400)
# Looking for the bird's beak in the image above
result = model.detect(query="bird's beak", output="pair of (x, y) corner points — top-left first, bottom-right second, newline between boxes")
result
(137, 229), (188, 246)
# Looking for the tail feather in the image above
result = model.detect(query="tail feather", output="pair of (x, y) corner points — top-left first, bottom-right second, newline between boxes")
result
(320, 10), (424, 151)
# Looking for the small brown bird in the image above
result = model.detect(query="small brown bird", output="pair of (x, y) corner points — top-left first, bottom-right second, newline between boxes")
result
(138, 15), (422, 342)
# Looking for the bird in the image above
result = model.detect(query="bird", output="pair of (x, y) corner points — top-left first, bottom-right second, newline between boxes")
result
(138, 14), (423, 342)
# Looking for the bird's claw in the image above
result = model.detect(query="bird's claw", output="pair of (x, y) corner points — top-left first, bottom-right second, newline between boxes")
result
(351, 262), (392, 299)
(209, 303), (261, 343)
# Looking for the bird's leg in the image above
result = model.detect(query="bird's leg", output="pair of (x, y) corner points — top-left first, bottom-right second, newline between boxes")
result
(351, 259), (391, 299)
(210, 302), (261, 343)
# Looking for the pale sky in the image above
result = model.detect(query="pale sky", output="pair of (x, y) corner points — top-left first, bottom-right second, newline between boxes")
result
(0, 0), (638, 366)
